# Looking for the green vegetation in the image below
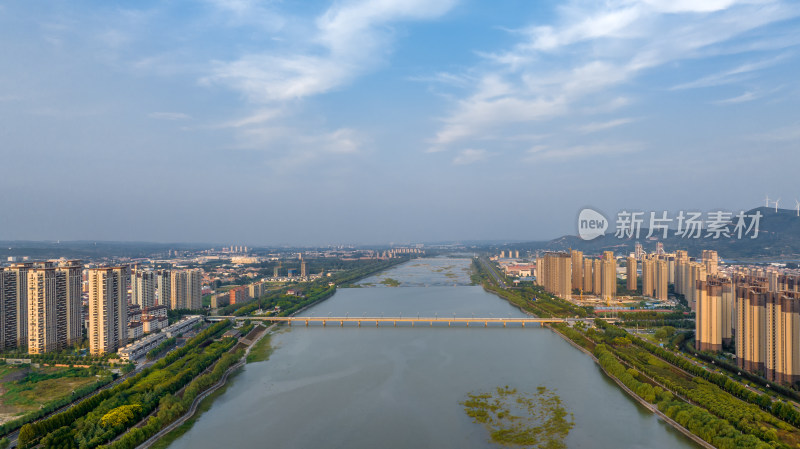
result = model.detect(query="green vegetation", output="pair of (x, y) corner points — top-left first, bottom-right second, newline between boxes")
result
(17, 321), (236, 449)
(594, 344), (769, 449)
(147, 371), (239, 449)
(461, 386), (574, 448)
(246, 334), (273, 364)
(145, 338), (177, 361)
(653, 326), (676, 341)
(550, 320), (800, 448)
(379, 278), (401, 287)
(0, 365), (114, 437)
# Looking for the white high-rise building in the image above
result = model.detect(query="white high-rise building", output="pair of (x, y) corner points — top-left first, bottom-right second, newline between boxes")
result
(132, 270), (156, 309)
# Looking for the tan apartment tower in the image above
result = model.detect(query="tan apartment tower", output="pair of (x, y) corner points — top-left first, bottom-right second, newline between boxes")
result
(538, 252), (572, 300)
(600, 252), (617, 301)
(88, 267), (129, 355)
(626, 257), (637, 292)
(570, 250), (583, 291)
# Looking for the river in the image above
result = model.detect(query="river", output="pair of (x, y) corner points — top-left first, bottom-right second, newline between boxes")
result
(168, 258), (699, 448)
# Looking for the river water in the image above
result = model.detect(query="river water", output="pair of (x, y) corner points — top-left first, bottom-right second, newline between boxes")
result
(169, 258), (698, 448)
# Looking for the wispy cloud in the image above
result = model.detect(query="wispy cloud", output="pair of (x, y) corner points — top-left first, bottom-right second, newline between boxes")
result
(148, 112), (191, 120)
(453, 148), (490, 165)
(427, 0), (800, 154)
(577, 118), (637, 133)
(525, 142), (642, 162)
(715, 91), (759, 105)
(200, 0), (458, 165)
(671, 53), (792, 90)
(204, 0), (458, 103)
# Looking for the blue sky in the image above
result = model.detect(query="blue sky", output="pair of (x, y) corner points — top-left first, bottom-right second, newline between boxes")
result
(1, 0), (799, 245)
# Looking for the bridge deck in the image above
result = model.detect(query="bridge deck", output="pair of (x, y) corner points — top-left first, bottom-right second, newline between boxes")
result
(207, 316), (574, 327)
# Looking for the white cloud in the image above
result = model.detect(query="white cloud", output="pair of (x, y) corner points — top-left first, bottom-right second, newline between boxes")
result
(525, 142), (642, 162)
(205, 0), (458, 103)
(453, 148), (490, 165)
(715, 91), (759, 104)
(427, 0), (800, 154)
(671, 53), (791, 90)
(577, 118), (636, 133)
(201, 0), (458, 165)
(148, 112), (191, 120)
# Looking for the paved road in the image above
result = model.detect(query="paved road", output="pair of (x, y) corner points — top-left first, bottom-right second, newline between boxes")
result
(478, 257), (506, 288)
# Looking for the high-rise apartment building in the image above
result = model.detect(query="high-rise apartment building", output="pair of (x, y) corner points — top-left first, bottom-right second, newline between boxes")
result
(582, 259), (593, 293)
(655, 259), (668, 301)
(0, 270), (19, 350)
(736, 284), (767, 374)
(26, 261), (83, 354)
(7, 263), (32, 347)
(88, 267), (129, 355)
(600, 252), (616, 301)
(156, 270), (171, 307)
(537, 252), (572, 300)
(696, 280), (723, 352)
(626, 257), (637, 292)
(570, 250), (583, 291)
(702, 250), (719, 275)
(27, 267), (63, 354)
(641, 258), (654, 298)
(592, 259), (602, 296)
(132, 270), (156, 309)
(170, 269), (202, 310)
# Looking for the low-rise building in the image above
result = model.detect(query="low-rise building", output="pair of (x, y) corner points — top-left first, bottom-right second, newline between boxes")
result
(142, 316), (168, 334)
(142, 305), (168, 319)
(118, 332), (167, 361)
(128, 321), (144, 340)
(164, 315), (203, 338)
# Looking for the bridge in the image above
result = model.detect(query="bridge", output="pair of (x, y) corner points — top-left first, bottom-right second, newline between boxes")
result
(207, 315), (612, 328)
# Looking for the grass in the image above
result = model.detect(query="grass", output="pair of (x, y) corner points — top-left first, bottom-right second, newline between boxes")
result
(0, 365), (98, 418)
(246, 334), (273, 364)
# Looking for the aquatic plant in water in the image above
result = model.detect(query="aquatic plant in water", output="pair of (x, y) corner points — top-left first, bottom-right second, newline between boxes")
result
(461, 386), (574, 448)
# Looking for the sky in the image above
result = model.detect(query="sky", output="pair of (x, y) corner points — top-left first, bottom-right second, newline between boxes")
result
(1, 0), (799, 246)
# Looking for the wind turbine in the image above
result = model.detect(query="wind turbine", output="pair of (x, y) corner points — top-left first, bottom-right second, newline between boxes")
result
(766, 194), (771, 207)
(774, 198), (781, 213)
(795, 199), (799, 217)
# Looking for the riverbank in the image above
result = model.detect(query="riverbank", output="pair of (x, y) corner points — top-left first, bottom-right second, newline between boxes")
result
(546, 325), (712, 449)
(137, 324), (274, 449)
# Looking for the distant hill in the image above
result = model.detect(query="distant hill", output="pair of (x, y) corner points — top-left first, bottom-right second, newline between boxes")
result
(506, 207), (800, 261)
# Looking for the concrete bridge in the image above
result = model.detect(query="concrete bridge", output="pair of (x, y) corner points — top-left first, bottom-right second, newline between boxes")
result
(207, 315), (614, 328)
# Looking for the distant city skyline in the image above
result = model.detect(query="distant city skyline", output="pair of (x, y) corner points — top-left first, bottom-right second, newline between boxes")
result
(1, 1), (799, 245)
